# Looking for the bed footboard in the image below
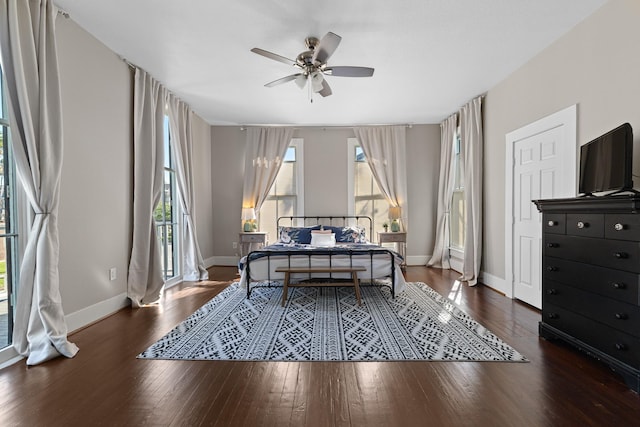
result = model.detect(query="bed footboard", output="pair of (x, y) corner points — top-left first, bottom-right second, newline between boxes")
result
(244, 248), (397, 299)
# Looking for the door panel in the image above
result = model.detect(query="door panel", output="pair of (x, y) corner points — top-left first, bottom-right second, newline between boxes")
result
(513, 126), (563, 308)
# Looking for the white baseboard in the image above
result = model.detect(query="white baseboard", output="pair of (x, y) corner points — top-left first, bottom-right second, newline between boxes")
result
(0, 346), (22, 369)
(406, 255), (429, 266)
(479, 271), (511, 297)
(65, 292), (129, 334)
(203, 256), (216, 268)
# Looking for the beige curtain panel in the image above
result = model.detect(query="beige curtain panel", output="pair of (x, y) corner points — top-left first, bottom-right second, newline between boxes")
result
(241, 127), (294, 216)
(167, 95), (208, 282)
(459, 96), (483, 286)
(127, 69), (166, 307)
(354, 125), (408, 232)
(427, 113), (458, 269)
(0, 0), (78, 364)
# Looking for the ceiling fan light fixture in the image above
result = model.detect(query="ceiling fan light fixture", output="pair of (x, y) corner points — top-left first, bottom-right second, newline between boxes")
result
(295, 74), (307, 89)
(310, 71), (324, 93)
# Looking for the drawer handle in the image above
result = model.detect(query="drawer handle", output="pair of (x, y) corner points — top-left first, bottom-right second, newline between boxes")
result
(577, 221), (588, 229)
(546, 266), (558, 272)
(547, 289), (557, 295)
(548, 313), (558, 319)
(615, 343), (628, 351)
(614, 252), (628, 259)
(615, 313), (628, 320)
(614, 223), (625, 231)
(547, 220), (557, 227)
(613, 282), (627, 289)
(546, 243), (558, 248)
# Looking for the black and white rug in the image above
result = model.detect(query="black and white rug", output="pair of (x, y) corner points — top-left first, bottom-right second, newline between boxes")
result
(138, 282), (527, 362)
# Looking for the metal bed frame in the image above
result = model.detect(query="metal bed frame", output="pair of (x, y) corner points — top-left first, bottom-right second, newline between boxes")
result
(244, 215), (398, 299)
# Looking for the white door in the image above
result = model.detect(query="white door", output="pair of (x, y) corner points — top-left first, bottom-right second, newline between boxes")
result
(512, 129), (563, 308)
(505, 105), (576, 309)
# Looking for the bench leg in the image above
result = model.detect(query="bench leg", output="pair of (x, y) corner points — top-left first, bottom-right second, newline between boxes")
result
(281, 272), (290, 307)
(352, 272), (362, 306)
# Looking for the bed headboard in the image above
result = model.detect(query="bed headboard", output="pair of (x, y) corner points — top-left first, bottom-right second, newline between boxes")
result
(277, 216), (373, 242)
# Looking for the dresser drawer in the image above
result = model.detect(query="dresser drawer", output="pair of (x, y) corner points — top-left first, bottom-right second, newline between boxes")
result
(543, 213), (566, 235)
(566, 213), (604, 238)
(543, 303), (640, 368)
(544, 280), (640, 337)
(543, 257), (640, 305)
(605, 214), (640, 241)
(544, 234), (640, 273)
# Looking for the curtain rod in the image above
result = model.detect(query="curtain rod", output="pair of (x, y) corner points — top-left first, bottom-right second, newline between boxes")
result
(239, 124), (414, 131)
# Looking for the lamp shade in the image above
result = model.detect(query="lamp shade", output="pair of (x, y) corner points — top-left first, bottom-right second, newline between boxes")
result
(241, 208), (256, 221)
(388, 206), (401, 220)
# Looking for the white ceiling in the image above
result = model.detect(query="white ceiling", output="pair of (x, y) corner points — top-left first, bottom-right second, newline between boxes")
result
(55, 0), (607, 126)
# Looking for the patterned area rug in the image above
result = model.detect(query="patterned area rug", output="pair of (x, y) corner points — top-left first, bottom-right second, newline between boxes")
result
(138, 282), (527, 362)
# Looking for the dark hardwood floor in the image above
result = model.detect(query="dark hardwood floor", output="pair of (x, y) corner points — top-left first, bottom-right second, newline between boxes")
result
(1, 266), (639, 426)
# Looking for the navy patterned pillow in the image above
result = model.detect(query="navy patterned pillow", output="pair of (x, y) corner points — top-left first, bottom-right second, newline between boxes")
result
(278, 225), (321, 244)
(323, 226), (367, 243)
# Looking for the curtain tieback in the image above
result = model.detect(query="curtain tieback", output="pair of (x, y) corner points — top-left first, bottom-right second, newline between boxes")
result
(35, 212), (51, 215)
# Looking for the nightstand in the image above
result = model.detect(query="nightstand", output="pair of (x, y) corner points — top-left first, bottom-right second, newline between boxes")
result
(239, 232), (267, 257)
(378, 232), (407, 268)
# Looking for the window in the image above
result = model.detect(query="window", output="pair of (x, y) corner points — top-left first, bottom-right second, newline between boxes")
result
(348, 138), (389, 242)
(259, 138), (304, 242)
(0, 66), (18, 351)
(154, 115), (179, 282)
(450, 129), (465, 252)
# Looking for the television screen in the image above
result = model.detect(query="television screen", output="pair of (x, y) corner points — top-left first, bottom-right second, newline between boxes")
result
(578, 123), (633, 195)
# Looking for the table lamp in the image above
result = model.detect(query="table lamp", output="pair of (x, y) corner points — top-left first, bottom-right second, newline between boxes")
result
(389, 206), (401, 232)
(242, 208), (256, 232)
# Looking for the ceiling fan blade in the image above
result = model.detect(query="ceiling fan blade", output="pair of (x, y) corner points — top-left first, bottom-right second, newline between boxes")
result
(264, 74), (302, 87)
(318, 79), (332, 97)
(251, 48), (297, 67)
(325, 66), (375, 77)
(312, 32), (341, 64)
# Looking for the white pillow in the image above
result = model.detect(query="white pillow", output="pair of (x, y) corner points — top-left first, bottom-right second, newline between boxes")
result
(311, 232), (336, 247)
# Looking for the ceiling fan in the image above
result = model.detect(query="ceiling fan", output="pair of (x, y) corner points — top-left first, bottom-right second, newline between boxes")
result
(251, 32), (374, 101)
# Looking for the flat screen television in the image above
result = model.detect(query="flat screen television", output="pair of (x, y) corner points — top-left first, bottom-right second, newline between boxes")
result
(578, 123), (633, 195)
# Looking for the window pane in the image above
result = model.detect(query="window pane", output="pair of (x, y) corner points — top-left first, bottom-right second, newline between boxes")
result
(283, 146), (296, 162)
(0, 69), (4, 120)
(272, 162), (295, 195)
(450, 191), (465, 249)
(163, 116), (171, 168)
(166, 224), (175, 278)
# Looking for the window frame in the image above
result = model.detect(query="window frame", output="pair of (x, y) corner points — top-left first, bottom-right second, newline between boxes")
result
(259, 138), (304, 235)
(449, 126), (464, 271)
(347, 138), (389, 242)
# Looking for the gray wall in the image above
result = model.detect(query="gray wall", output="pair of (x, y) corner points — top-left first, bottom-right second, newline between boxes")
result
(483, 0), (640, 283)
(54, 18), (214, 325)
(57, 18), (132, 315)
(210, 125), (440, 264)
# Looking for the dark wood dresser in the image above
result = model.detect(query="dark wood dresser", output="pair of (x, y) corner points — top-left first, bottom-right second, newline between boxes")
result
(534, 195), (640, 392)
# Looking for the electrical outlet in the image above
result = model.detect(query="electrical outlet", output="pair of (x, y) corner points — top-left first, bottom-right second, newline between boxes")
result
(232, 242), (238, 249)
(109, 267), (117, 281)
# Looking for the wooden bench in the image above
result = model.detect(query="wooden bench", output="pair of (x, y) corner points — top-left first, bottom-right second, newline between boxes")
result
(275, 266), (366, 307)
